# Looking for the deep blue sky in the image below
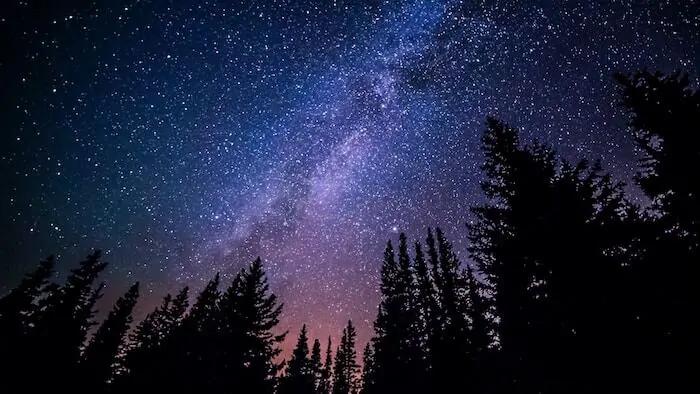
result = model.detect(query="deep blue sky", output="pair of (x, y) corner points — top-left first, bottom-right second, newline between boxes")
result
(1, 0), (698, 348)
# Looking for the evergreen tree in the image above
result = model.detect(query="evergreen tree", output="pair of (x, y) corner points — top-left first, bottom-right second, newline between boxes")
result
(116, 286), (189, 391)
(280, 324), (315, 394)
(615, 70), (700, 244)
(0, 255), (55, 392)
(412, 241), (439, 370)
(215, 258), (285, 394)
(80, 282), (140, 393)
(614, 70), (699, 392)
(310, 338), (323, 390)
(333, 321), (359, 394)
(28, 250), (107, 392)
(435, 228), (472, 390)
(360, 342), (375, 394)
(168, 273), (221, 393)
(464, 265), (493, 392)
(370, 235), (425, 394)
(317, 337), (333, 394)
(468, 117), (634, 393)
(0, 255), (55, 336)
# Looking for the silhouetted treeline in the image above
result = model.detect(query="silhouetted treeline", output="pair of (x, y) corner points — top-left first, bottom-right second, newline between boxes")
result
(0, 70), (697, 394)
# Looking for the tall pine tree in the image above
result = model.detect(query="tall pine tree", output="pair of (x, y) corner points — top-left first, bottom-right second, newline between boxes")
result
(333, 320), (359, 394)
(310, 338), (323, 391)
(80, 282), (140, 393)
(317, 336), (333, 394)
(0, 255), (55, 392)
(615, 70), (699, 392)
(280, 324), (315, 394)
(28, 250), (107, 392)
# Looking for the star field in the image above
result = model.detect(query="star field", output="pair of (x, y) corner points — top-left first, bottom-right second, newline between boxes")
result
(1, 0), (698, 350)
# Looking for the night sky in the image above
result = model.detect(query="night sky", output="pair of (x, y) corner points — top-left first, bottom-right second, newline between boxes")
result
(1, 0), (698, 351)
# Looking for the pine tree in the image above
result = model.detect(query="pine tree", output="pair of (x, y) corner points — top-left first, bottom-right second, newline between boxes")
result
(310, 338), (323, 390)
(280, 324), (315, 394)
(216, 258), (286, 394)
(168, 274), (221, 393)
(360, 343), (375, 394)
(28, 250), (107, 392)
(80, 282), (140, 393)
(333, 321), (359, 394)
(116, 286), (189, 391)
(430, 228), (473, 392)
(0, 255), (56, 392)
(0, 255), (55, 335)
(615, 70), (700, 244)
(370, 235), (425, 394)
(317, 337), (333, 394)
(468, 117), (635, 393)
(614, 70), (699, 392)
(464, 265), (492, 392)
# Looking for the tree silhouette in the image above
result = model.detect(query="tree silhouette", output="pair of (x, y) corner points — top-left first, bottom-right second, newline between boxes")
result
(468, 117), (638, 393)
(116, 286), (189, 391)
(280, 324), (315, 394)
(370, 235), (425, 394)
(0, 255), (55, 392)
(27, 250), (107, 392)
(80, 282), (140, 393)
(360, 342), (375, 394)
(217, 258), (286, 394)
(317, 336), (333, 394)
(333, 320), (359, 394)
(310, 338), (323, 390)
(614, 70), (699, 393)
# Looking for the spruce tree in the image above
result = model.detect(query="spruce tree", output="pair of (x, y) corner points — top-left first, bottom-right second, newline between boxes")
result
(216, 258), (285, 394)
(169, 274), (221, 393)
(333, 321), (359, 394)
(0, 255), (56, 392)
(370, 235), (425, 394)
(310, 338), (323, 390)
(431, 228), (472, 392)
(614, 70), (699, 392)
(317, 337), (333, 394)
(116, 286), (189, 391)
(280, 324), (314, 394)
(0, 255), (55, 336)
(468, 117), (634, 393)
(80, 282), (140, 393)
(360, 342), (375, 394)
(464, 265), (492, 392)
(28, 250), (107, 392)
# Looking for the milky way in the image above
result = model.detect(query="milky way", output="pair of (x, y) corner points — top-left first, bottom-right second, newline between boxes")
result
(1, 0), (698, 350)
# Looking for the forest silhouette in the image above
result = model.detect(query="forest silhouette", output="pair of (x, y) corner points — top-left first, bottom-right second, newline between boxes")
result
(0, 70), (697, 394)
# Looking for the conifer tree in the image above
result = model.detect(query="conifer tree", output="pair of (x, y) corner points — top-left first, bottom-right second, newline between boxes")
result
(360, 342), (375, 394)
(614, 70), (699, 392)
(310, 338), (323, 390)
(280, 324), (314, 394)
(464, 265), (492, 392)
(412, 241), (439, 367)
(167, 274), (221, 393)
(468, 117), (635, 393)
(28, 250), (107, 392)
(431, 229), (472, 392)
(333, 321), (359, 394)
(0, 255), (55, 336)
(215, 258), (285, 394)
(317, 337), (333, 394)
(370, 235), (425, 394)
(116, 286), (189, 391)
(80, 282), (140, 393)
(0, 255), (55, 392)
